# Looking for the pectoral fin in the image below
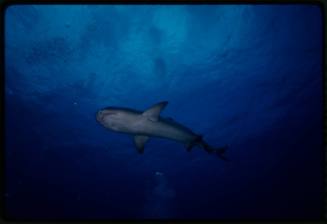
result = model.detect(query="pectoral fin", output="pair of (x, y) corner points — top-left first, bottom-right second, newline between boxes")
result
(142, 101), (168, 121)
(134, 135), (149, 154)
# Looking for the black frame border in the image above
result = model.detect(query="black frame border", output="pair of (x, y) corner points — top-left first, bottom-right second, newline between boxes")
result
(0, 0), (325, 223)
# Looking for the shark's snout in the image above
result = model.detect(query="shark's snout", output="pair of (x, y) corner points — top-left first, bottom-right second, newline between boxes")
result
(96, 110), (104, 122)
(96, 109), (118, 123)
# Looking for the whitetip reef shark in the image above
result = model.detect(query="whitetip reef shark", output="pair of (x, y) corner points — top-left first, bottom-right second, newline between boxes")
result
(96, 101), (228, 160)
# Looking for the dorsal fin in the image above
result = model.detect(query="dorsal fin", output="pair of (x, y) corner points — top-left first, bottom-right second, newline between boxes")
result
(142, 101), (168, 121)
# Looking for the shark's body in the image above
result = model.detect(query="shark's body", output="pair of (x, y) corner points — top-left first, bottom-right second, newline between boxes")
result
(96, 101), (228, 159)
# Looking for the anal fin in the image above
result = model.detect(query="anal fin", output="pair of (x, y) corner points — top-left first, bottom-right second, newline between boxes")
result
(185, 143), (193, 152)
(185, 135), (203, 152)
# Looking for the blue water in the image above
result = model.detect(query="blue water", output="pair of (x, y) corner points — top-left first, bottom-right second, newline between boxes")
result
(4, 4), (323, 220)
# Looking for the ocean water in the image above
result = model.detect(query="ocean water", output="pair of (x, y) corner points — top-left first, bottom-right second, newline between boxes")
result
(4, 4), (323, 220)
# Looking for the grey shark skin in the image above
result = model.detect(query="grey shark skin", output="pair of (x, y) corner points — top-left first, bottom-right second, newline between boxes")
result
(96, 101), (228, 160)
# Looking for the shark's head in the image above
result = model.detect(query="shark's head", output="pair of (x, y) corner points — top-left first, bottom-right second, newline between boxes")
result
(96, 107), (120, 129)
(96, 107), (137, 132)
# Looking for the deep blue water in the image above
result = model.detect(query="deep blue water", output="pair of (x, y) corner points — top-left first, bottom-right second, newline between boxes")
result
(4, 4), (323, 220)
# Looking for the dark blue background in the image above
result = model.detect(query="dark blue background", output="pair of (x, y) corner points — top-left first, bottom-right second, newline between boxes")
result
(4, 4), (323, 219)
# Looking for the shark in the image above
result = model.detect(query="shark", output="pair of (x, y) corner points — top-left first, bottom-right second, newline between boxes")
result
(96, 101), (228, 160)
